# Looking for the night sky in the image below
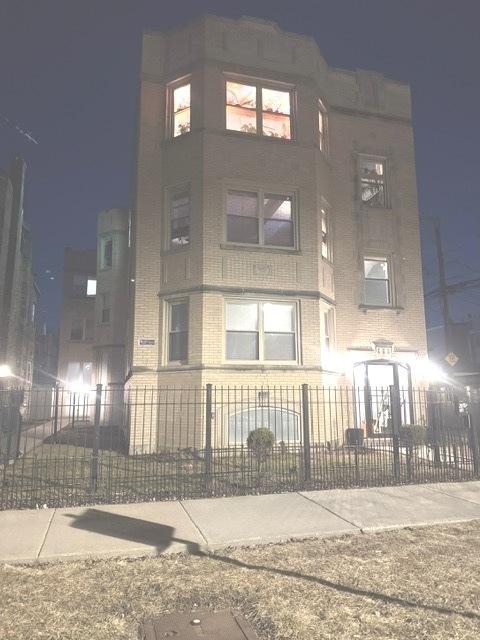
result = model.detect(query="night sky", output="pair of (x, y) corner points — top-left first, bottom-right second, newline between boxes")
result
(1, 0), (479, 330)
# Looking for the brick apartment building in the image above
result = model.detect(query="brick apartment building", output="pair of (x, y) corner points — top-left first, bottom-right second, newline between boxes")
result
(127, 14), (428, 407)
(0, 156), (38, 387)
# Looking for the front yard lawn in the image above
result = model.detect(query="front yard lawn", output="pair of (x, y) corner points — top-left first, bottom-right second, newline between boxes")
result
(0, 520), (479, 639)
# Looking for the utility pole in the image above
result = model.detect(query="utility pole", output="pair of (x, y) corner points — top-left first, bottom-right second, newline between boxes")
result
(433, 218), (451, 356)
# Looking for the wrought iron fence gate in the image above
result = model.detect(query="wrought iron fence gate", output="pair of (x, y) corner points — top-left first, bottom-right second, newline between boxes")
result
(1, 384), (479, 510)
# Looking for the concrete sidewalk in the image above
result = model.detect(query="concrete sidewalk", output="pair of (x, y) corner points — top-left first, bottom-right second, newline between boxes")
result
(1, 481), (479, 564)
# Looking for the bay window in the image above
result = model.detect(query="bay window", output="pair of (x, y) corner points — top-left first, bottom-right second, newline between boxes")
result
(226, 79), (293, 139)
(168, 300), (188, 362)
(226, 300), (297, 362)
(226, 189), (294, 248)
(169, 81), (191, 137)
(318, 100), (327, 152)
(169, 190), (190, 247)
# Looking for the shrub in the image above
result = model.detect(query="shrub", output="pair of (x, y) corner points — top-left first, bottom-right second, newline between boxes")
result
(247, 428), (275, 460)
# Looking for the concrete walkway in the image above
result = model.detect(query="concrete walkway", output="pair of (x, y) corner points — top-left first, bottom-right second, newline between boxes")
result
(1, 481), (479, 564)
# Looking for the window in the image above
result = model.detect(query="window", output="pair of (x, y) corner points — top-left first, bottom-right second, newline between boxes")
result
(87, 279), (97, 296)
(70, 318), (85, 341)
(101, 238), (113, 269)
(323, 307), (335, 352)
(168, 301), (188, 362)
(321, 208), (331, 260)
(70, 318), (93, 341)
(226, 189), (294, 248)
(170, 191), (190, 247)
(364, 258), (390, 306)
(226, 300), (297, 362)
(226, 79), (292, 139)
(100, 293), (110, 324)
(318, 100), (327, 152)
(170, 82), (191, 137)
(66, 361), (93, 390)
(31, 302), (36, 324)
(360, 157), (386, 207)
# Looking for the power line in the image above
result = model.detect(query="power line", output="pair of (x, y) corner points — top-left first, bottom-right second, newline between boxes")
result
(0, 111), (39, 144)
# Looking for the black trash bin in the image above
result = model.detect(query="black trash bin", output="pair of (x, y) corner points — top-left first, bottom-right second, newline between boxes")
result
(345, 428), (364, 447)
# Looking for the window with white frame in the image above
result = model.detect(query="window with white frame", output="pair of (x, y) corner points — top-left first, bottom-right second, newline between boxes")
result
(360, 157), (387, 207)
(364, 258), (391, 306)
(226, 300), (297, 362)
(318, 100), (327, 152)
(321, 208), (331, 260)
(322, 307), (335, 352)
(226, 79), (293, 139)
(169, 190), (190, 247)
(168, 300), (188, 362)
(170, 81), (191, 137)
(226, 189), (294, 248)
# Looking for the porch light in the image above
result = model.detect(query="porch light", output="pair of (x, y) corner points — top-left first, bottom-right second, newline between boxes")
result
(0, 364), (12, 378)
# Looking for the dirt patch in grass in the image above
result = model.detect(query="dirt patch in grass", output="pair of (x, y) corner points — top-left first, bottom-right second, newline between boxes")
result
(1, 521), (479, 639)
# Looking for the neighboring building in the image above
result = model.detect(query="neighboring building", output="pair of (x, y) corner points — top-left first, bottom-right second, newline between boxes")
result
(93, 208), (130, 420)
(127, 13), (428, 421)
(0, 156), (38, 387)
(57, 209), (130, 397)
(33, 323), (59, 387)
(57, 248), (96, 390)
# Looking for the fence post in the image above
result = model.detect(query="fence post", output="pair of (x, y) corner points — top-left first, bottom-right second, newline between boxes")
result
(468, 389), (480, 476)
(302, 384), (311, 483)
(52, 384), (60, 444)
(90, 384), (102, 493)
(389, 385), (401, 481)
(205, 384), (213, 491)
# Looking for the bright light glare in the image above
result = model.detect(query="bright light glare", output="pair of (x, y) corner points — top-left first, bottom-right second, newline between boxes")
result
(412, 357), (447, 383)
(67, 381), (91, 394)
(0, 364), (12, 378)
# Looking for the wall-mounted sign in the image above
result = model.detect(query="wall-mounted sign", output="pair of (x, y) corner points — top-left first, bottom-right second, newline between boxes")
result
(139, 338), (156, 347)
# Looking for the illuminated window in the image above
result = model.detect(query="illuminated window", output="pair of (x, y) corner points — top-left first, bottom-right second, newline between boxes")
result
(226, 79), (293, 139)
(319, 100), (327, 152)
(360, 157), (387, 207)
(170, 191), (190, 248)
(226, 300), (297, 362)
(87, 279), (97, 296)
(170, 82), (191, 137)
(168, 300), (188, 362)
(226, 189), (294, 248)
(364, 258), (390, 306)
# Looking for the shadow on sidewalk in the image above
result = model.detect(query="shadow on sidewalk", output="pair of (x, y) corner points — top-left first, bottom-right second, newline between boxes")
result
(67, 509), (479, 622)
(65, 508), (201, 554)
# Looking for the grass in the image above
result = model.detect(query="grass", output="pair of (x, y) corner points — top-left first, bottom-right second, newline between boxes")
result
(1, 521), (479, 639)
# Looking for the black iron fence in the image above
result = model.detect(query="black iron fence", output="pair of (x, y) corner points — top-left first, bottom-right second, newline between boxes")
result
(1, 384), (479, 510)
